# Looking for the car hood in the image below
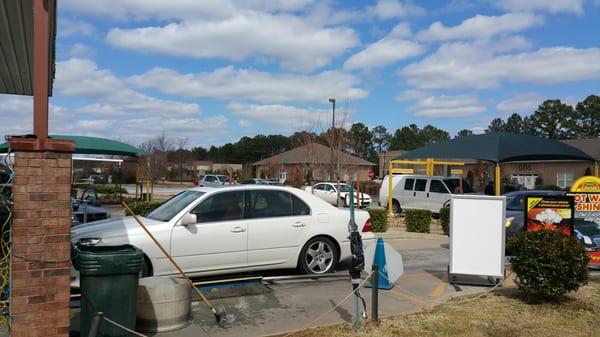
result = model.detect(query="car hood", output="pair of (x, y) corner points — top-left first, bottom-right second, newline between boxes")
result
(71, 216), (163, 242)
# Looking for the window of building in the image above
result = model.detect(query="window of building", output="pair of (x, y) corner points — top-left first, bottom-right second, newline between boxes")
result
(556, 172), (574, 189)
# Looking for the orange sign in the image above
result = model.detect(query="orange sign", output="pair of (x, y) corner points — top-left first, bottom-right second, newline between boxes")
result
(570, 176), (600, 193)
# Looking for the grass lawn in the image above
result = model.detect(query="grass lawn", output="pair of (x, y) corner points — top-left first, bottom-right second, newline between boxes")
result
(289, 278), (599, 337)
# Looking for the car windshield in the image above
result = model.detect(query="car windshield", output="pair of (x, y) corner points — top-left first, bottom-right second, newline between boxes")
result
(216, 176), (228, 182)
(506, 195), (524, 210)
(146, 190), (205, 221)
(443, 179), (474, 193)
(338, 184), (353, 193)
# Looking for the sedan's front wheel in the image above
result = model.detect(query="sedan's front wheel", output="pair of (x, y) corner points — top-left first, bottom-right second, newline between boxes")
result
(298, 237), (338, 274)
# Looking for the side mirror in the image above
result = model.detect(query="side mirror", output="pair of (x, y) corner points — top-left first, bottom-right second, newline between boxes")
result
(180, 213), (197, 226)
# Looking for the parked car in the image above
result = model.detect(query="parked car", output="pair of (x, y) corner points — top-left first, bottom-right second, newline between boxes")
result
(379, 174), (475, 213)
(241, 179), (284, 186)
(240, 178), (269, 185)
(574, 220), (600, 258)
(71, 187), (111, 225)
(0, 185), (110, 226)
(71, 185), (375, 286)
(304, 182), (372, 208)
(197, 174), (229, 187)
(503, 190), (565, 239)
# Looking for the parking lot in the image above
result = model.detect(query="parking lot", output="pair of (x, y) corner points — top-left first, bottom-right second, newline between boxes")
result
(65, 229), (498, 337)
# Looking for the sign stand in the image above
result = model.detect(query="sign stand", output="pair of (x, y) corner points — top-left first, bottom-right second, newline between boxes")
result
(448, 195), (506, 286)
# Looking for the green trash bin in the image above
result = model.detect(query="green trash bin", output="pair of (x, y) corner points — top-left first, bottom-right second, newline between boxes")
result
(73, 244), (144, 337)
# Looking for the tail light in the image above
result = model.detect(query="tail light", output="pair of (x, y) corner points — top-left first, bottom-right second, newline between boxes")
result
(362, 218), (373, 232)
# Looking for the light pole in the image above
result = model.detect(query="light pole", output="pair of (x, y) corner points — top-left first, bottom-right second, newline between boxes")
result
(329, 98), (335, 182)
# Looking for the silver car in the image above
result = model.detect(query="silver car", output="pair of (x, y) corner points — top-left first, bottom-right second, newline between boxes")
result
(198, 174), (229, 187)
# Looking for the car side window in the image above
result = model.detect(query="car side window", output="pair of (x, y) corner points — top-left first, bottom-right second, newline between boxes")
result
(246, 190), (292, 218)
(191, 191), (244, 223)
(205, 176), (217, 183)
(429, 180), (448, 193)
(291, 194), (311, 216)
(314, 184), (324, 191)
(325, 184), (335, 192)
(404, 178), (415, 191)
(415, 179), (427, 192)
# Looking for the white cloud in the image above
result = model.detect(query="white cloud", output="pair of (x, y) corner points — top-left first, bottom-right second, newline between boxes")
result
(401, 42), (600, 90)
(344, 24), (424, 70)
(128, 66), (367, 104)
(55, 58), (201, 118)
(69, 44), (95, 58)
(238, 119), (254, 128)
(397, 93), (487, 118)
(496, 92), (544, 114)
(227, 103), (329, 130)
(495, 0), (584, 14)
(59, 18), (95, 37)
(369, 0), (425, 20)
(417, 13), (544, 41)
(61, 0), (316, 21)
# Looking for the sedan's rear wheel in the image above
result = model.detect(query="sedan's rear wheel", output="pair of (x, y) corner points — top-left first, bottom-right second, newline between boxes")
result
(299, 237), (338, 274)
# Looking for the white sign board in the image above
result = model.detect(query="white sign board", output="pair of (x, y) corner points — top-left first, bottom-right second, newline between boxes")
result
(449, 195), (506, 279)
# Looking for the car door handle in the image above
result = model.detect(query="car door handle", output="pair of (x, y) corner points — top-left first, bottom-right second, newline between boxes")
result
(230, 226), (246, 233)
(427, 192), (430, 198)
(292, 222), (306, 228)
(413, 192), (416, 197)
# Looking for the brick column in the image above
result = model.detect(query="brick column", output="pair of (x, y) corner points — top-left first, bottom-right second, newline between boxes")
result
(10, 151), (73, 337)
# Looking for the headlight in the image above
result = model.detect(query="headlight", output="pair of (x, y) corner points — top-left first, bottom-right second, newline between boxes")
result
(583, 235), (593, 245)
(505, 217), (514, 228)
(77, 238), (102, 246)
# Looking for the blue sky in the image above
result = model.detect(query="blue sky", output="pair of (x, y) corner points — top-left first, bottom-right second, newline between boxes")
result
(1, 0), (600, 148)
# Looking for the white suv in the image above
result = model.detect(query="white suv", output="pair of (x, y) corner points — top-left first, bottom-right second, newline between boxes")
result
(379, 174), (474, 213)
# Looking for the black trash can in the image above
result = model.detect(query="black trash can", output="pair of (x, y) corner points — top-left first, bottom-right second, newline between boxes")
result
(73, 244), (144, 337)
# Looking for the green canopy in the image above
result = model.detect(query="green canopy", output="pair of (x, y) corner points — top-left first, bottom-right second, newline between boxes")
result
(397, 133), (594, 163)
(0, 135), (142, 156)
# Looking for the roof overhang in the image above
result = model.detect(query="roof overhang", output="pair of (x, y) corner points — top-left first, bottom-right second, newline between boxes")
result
(0, 0), (56, 96)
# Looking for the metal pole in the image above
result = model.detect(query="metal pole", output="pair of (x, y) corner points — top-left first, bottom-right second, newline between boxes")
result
(495, 163), (501, 196)
(348, 188), (361, 330)
(371, 265), (379, 323)
(388, 160), (393, 215)
(329, 98), (336, 182)
(88, 312), (103, 337)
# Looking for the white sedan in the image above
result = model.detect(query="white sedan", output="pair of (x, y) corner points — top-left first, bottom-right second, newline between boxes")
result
(305, 182), (372, 208)
(71, 185), (375, 285)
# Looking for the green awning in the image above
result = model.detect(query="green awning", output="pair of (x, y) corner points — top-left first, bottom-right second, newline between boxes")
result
(397, 133), (594, 163)
(0, 135), (142, 156)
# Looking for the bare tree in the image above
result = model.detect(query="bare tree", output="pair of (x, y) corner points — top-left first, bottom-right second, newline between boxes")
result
(138, 132), (173, 200)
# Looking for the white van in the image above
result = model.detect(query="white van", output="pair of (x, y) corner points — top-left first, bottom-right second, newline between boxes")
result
(378, 175), (474, 213)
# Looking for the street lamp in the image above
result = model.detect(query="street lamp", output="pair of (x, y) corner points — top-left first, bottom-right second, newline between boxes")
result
(328, 98), (335, 181)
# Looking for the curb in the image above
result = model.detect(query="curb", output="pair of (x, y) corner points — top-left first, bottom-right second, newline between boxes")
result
(376, 230), (448, 240)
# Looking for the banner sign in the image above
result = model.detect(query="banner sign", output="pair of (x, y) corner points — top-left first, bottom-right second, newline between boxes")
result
(525, 195), (574, 236)
(569, 176), (600, 266)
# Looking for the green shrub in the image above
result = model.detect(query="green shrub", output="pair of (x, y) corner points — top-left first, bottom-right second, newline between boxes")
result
(439, 206), (450, 235)
(125, 201), (162, 216)
(367, 208), (388, 232)
(405, 209), (432, 233)
(507, 230), (589, 302)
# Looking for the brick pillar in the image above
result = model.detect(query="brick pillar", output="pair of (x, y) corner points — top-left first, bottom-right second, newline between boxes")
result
(10, 151), (72, 337)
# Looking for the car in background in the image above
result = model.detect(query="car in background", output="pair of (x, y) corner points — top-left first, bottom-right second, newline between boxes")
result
(71, 187), (111, 225)
(304, 182), (371, 208)
(197, 174), (229, 187)
(0, 185), (110, 226)
(71, 185), (375, 286)
(379, 175), (474, 213)
(504, 190), (564, 239)
(574, 220), (600, 257)
(241, 179), (284, 186)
